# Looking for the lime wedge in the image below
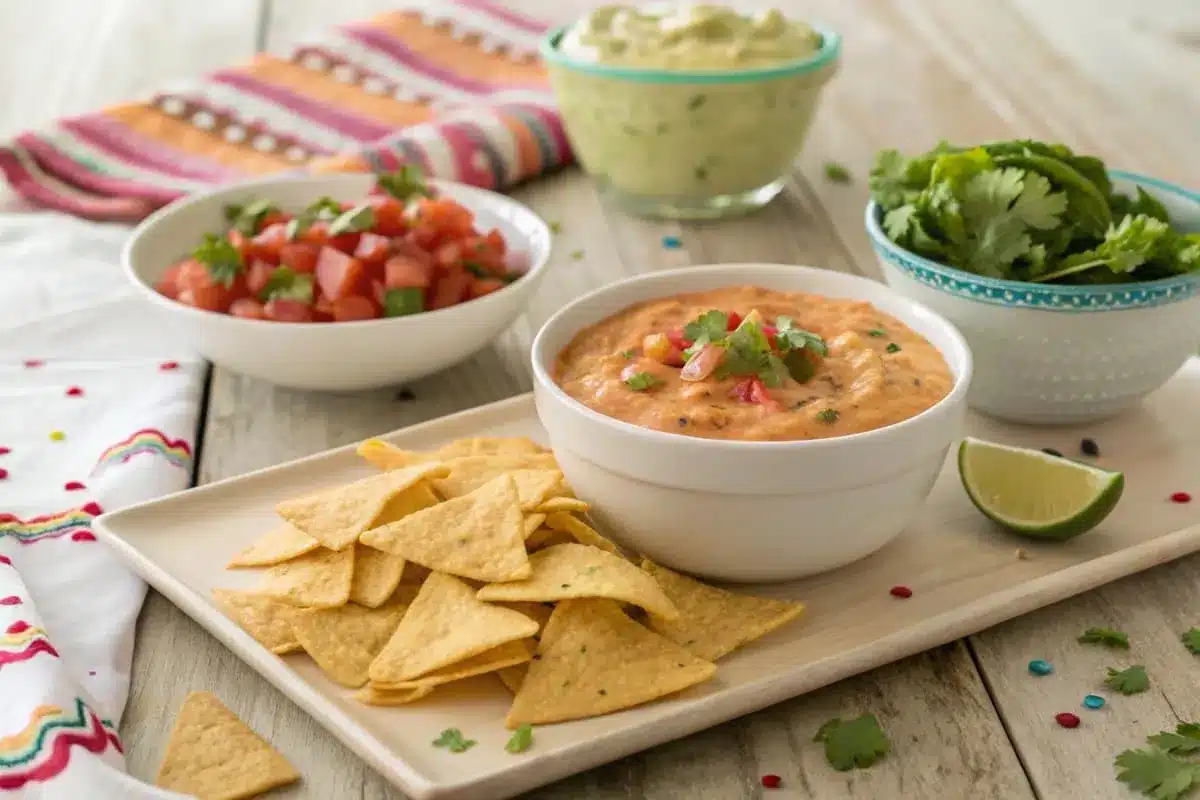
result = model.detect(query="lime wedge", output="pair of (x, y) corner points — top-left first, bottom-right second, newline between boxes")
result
(958, 437), (1123, 541)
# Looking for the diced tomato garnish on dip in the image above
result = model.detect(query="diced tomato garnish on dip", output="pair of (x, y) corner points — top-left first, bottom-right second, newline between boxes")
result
(156, 167), (524, 322)
(633, 309), (829, 412)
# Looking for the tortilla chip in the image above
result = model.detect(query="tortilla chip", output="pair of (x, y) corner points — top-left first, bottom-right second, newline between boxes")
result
(389, 582), (423, 607)
(155, 691), (299, 799)
(257, 546), (354, 608)
(641, 560), (804, 661)
(360, 475), (530, 583)
(477, 543), (679, 620)
(434, 437), (547, 460)
(506, 599), (716, 728)
(211, 589), (303, 655)
(431, 454), (560, 500)
(349, 544), (406, 608)
(534, 497), (590, 514)
(368, 572), (538, 683)
(276, 463), (449, 550)
(499, 601), (555, 633)
(357, 439), (434, 471)
(290, 601), (407, 688)
(544, 512), (621, 555)
(373, 482), (440, 526)
(525, 528), (574, 551)
(372, 639), (533, 690)
(355, 684), (435, 706)
(497, 664), (528, 694)
(226, 525), (319, 568)
(523, 514), (546, 539)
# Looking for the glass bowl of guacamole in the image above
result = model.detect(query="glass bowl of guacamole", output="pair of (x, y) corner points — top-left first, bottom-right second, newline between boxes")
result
(541, 4), (841, 220)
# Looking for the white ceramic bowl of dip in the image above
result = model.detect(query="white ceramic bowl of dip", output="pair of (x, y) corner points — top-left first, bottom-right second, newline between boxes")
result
(123, 173), (552, 392)
(530, 264), (973, 583)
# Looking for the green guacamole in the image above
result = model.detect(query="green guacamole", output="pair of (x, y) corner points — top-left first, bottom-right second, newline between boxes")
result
(558, 4), (823, 70)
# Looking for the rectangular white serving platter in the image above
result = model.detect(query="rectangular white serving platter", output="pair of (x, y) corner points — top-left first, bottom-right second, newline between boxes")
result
(94, 360), (1200, 800)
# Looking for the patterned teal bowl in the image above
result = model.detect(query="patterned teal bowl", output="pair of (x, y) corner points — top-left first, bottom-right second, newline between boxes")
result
(865, 171), (1200, 424)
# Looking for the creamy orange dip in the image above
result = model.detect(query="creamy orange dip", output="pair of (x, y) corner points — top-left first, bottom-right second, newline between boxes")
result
(553, 287), (954, 441)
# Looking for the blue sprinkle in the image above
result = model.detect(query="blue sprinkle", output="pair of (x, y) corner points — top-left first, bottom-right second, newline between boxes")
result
(661, 235), (683, 250)
(1083, 694), (1105, 710)
(1028, 659), (1053, 676)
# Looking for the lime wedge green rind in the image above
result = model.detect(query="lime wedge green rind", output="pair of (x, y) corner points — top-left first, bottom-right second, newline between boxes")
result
(958, 437), (1124, 541)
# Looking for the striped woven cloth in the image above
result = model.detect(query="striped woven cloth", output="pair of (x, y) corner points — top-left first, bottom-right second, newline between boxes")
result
(0, 0), (572, 221)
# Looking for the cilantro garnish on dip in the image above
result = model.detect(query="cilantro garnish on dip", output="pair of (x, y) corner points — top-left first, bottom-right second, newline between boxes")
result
(869, 140), (1200, 284)
(553, 287), (954, 442)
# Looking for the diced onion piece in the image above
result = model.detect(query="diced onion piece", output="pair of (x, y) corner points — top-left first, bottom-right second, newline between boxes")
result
(680, 343), (724, 381)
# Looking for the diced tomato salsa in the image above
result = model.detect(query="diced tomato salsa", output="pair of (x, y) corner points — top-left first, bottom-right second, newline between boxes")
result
(155, 168), (524, 323)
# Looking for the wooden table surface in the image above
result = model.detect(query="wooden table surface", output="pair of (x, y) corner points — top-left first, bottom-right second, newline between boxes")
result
(3, 1), (1199, 797)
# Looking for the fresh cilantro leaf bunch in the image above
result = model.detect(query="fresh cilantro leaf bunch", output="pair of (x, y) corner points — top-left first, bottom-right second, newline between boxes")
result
(1116, 723), (1200, 800)
(869, 140), (1200, 285)
(814, 714), (891, 771)
(679, 309), (826, 387)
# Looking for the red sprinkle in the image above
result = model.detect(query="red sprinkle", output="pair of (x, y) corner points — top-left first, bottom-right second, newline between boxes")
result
(160, 361), (179, 371)
(1171, 492), (1192, 504)
(1055, 712), (1080, 729)
(64, 481), (86, 491)
(0, 447), (10, 455)
(890, 585), (913, 598)
(0, 596), (21, 606)
(71, 532), (97, 542)
(6, 621), (30, 634)
(761, 775), (782, 789)
(0, 468), (7, 480)
(23, 359), (43, 368)
(65, 386), (84, 397)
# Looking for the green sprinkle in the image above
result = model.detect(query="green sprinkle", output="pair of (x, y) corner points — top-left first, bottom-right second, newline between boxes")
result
(886, 342), (902, 353)
(817, 408), (840, 424)
(624, 371), (661, 392)
(433, 728), (476, 753)
(505, 724), (534, 754)
(823, 162), (852, 184)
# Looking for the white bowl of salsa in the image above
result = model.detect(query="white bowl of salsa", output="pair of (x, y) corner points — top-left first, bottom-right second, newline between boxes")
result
(123, 172), (552, 391)
(530, 264), (972, 583)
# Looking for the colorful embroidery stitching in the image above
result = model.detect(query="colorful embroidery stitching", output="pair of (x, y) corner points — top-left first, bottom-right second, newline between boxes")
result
(0, 503), (103, 545)
(93, 428), (192, 474)
(0, 699), (121, 790)
(0, 624), (58, 671)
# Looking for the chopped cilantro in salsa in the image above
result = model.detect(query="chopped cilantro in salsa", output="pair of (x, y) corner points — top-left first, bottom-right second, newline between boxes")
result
(624, 371), (662, 391)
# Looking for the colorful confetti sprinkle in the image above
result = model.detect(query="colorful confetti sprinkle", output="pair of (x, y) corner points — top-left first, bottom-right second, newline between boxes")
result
(661, 235), (683, 249)
(889, 585), (913, 599)
(64, 481), (86, 491)
(49, 431), (65, 441)
(1171, 491), (1192, 504)
(23, 359), (44, 368)
(1082, 694), (1105, 710)
(761, 775), (782, 789)
(159, 361), (179, 371)
(1028, 659), (1053, 676)
(65, 386), (84, 397)
(1055, 712), (1080, 729)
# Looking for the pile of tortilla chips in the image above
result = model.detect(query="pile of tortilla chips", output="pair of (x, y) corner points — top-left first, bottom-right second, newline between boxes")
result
(215, 436), (805, 730)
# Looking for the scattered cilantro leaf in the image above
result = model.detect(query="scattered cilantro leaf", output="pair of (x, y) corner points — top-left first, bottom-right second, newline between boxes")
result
(1115, 747), (1200, 800)
(624, 371), (661, 392)
(549, 221), (563, 234)
(286, 196), (342, 240)
(376, 166), (433, 202)
(464, 261), (489, 278)
(774, 316), (827, 356)
(259, 267), (314, 304)
(814, 714), (891, 771)
(1105, 665), (1150, 695)
(1078, 627), (1130, 649)
(1149, 725), (1200, 756)
(432, 728), (476, 753)
(328, 204), (375, 236)
(620, 349), (636, 359)
(682, 310), (729, 345)
(1183, 628), (1200, 655)
(192, 233), (244, 288)
(224, 198), (278, 236)
(886, 342), (901, 353)
(867, 328), (886, 337)
(570, 249), (584, 260)
(505, 724), (534, 754)
(818, 408), (840, 424)
(824, 162), (852, 184)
